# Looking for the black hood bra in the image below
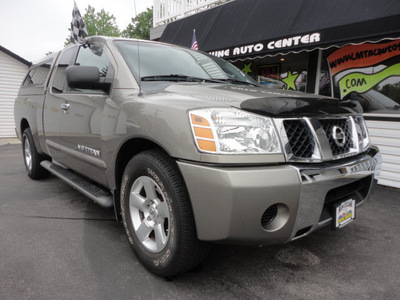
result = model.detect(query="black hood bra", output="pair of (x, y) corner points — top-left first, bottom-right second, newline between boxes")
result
(240, 97), (363, 117)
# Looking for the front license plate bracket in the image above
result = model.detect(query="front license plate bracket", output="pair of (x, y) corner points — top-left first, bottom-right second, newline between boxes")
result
(332, 199), (356, 229)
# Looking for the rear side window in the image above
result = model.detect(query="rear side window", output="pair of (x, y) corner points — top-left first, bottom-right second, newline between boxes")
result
(51, 47), (77, 93)
(22, 59), (53, 87)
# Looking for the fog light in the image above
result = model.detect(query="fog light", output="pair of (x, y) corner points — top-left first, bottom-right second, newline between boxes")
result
(261, 204), (278, 229)
(261, 203), (289, 231)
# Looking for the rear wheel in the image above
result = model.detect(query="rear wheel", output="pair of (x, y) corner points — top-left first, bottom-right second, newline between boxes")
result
(120, 150), (209, 277)
(22, 128), (49, 179)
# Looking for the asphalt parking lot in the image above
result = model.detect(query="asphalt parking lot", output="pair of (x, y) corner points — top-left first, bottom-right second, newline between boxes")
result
(1, 141), (399, 299)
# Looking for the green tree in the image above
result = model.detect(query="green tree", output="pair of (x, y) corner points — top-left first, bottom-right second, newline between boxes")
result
(65, 5), (120, 45)
(85, 5), (120, 36)
(122, 8), (153, 40)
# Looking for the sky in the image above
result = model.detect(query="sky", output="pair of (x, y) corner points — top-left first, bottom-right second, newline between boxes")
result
(0, 0), (153, 62)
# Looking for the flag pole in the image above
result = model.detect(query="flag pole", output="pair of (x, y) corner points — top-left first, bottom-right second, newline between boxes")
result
(191, 29), (199, 50)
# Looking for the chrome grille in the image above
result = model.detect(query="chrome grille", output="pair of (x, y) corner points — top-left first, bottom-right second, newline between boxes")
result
(275, 116), (369, 162)
(283, 120), (314, 158)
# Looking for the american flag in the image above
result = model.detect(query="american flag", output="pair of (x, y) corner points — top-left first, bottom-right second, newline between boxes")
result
(191, 29), (199, 50)
(70, 1), (88, 45)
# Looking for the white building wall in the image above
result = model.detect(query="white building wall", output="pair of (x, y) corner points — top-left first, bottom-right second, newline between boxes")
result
(0, 50), (29, 137)
(366, 118), (400, 189)
(154, 0), (223, 27)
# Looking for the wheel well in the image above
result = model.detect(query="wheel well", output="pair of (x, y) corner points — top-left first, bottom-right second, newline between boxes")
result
(21, 118), (29, 134)
(115, 138), (166, 191)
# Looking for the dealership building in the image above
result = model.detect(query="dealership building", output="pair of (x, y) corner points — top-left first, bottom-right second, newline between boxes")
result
(151, 0), (400, 188)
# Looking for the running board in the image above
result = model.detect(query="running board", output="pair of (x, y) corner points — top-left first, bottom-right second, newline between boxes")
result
(40, 160), (113, 208)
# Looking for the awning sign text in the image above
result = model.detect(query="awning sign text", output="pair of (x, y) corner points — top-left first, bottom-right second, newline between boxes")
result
(267, 33), (320, 50)
(209, 33), (321, 59)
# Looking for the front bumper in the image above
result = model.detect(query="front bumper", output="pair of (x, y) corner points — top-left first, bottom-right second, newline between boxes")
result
(177, 146), (381, 244)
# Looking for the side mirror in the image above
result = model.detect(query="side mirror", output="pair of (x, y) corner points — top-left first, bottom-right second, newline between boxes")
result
(66, 65), (100, 89)
(66, 65), (111, 93)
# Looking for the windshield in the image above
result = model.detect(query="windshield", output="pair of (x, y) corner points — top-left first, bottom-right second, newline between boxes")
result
(114, 40), (258, 86)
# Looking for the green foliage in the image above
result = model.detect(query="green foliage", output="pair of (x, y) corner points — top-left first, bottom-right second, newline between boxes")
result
(65, 5), (120, 46)
(122, 8), (153, 40)
(85, 5), (120, 36)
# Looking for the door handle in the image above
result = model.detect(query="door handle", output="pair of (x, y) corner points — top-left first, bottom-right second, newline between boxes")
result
(61, 103), (70, 112)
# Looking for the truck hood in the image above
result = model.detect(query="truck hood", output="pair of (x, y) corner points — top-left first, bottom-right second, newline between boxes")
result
(142, 82), (362, 116)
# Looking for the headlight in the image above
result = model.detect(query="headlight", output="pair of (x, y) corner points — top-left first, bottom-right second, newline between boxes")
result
(189, 107), (282, 154)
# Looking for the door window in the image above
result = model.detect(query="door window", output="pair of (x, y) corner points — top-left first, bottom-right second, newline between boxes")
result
(75, 43), (111, 78)
(72, 43), (114, 94)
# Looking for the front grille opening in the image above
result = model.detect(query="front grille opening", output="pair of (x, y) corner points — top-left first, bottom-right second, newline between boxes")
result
(261, 204), (278, 229)
(283, 120), (315, 158)
(325, 175), (372, 204)
(318, 175), (373, 222)
(320, 118), (353, 156)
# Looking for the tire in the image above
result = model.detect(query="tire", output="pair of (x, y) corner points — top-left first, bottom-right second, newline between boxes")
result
(121, 150), (210, 277)
(22, 128), (49, 179)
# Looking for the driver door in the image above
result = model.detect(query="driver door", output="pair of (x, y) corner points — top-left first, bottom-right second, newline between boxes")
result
(45, 43), (115, 186)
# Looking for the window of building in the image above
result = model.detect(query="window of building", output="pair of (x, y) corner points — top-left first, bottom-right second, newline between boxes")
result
(232, 51), (310, 92)
(323, 40), (400, 113)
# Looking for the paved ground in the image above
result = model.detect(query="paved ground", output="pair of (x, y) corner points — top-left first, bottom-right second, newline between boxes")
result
(0, 137), (20, 146)
(1, 142), (399, 299)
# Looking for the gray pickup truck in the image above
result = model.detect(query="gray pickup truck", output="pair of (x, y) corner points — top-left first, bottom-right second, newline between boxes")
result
(14, 36), (382, 276)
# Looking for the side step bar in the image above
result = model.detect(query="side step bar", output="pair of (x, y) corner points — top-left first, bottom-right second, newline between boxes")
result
(40, 160), (113, 208)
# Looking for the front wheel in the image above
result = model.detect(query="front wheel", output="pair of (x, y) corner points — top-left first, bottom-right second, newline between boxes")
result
(121, 150), (209, 277)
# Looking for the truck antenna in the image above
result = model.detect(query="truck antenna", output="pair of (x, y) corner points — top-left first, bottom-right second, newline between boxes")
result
(137, 39), (142, 96)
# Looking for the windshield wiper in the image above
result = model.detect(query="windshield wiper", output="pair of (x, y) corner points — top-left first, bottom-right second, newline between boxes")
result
(141, 74), (223, 83)
(141, 74), (259, 86)
(215, 78), (259, 86)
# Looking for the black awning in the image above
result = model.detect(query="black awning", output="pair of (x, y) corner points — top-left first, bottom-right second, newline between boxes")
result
(159, 0), (400, 60)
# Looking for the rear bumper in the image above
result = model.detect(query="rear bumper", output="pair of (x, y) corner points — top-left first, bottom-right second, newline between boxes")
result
(177, 146), (381, 244)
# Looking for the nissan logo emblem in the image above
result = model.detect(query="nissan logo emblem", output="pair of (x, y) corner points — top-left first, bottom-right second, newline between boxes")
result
(332, 126), (346, 147)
